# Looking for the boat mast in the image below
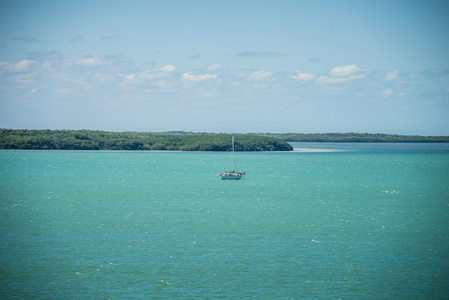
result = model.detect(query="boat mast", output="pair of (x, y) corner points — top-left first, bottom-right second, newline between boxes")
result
(232, 136), (236, 172)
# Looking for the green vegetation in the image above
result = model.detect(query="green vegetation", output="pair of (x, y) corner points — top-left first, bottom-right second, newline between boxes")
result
(128, 131), (449, 143)
(0, 129), (293, 151)
(256, 132), (449, 143)
(1, 129), (447, 151)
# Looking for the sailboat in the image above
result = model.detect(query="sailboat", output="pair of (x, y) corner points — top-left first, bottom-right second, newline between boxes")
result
(218, 136), (245, 180)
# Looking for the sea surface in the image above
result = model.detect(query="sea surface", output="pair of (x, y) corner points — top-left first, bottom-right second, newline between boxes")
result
(1, 143), (448, 299)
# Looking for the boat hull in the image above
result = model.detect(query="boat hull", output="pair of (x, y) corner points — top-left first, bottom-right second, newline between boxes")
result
(218, 172), (244, 180)
(219, 174), (243, 180)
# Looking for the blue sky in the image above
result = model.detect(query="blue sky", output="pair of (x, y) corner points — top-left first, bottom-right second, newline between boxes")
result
(1, 0), (448, 135)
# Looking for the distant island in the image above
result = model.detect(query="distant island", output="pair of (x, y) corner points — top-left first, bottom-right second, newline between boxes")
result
(255, 132), (449, 143)
(1, 129), (448, 151)
(129, 131), (449, 143)
(0, 129), (293, 151)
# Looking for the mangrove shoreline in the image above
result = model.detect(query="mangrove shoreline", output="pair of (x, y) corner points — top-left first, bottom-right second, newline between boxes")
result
(1, 129), (448, 151)
(0, 130), (293, 151)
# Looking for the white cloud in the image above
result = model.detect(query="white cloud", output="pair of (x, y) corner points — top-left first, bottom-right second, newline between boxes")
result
(383, 88), (393, 98)
(384, 69), (399, 81)
(55, 88), (70, 94)
(316, 64), (367, 84)
(182, 73), (217, 81)
(11, 73), (36, 84)
(137, 65), (176, 80)
(156, 80), (176, 89)
(0, 59), (34, 72)
(118, 65), (177, 87)
(249, 70), (272, 80)
(207, 63), (222, 71)
(75, 57), (102, 66)
(329, 64), (363, 77)
(315, 74), (365, 84)
(159, 65), (176, 72)
(292, 71), (315, 81)
(126, 74), (136, 80)
(25, 88), (38, 97)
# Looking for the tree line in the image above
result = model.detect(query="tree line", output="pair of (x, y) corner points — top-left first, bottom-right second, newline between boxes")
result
(0, 129), (293, 151)
(1, 130), (447, 151)
(127, 131), (449, 143)
(257, 132), (449, 143)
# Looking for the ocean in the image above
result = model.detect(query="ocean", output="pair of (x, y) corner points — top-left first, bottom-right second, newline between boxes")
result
(1, 143), (448, 299)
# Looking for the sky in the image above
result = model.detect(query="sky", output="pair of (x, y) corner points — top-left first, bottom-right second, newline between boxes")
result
(1, 0), (448, 135)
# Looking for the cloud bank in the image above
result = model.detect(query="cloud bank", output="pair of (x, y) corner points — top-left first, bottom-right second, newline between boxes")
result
(0, 54), (448, 134)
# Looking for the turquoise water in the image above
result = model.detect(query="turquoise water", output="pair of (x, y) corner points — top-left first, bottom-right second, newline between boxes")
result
(1, 143), (448, 299)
